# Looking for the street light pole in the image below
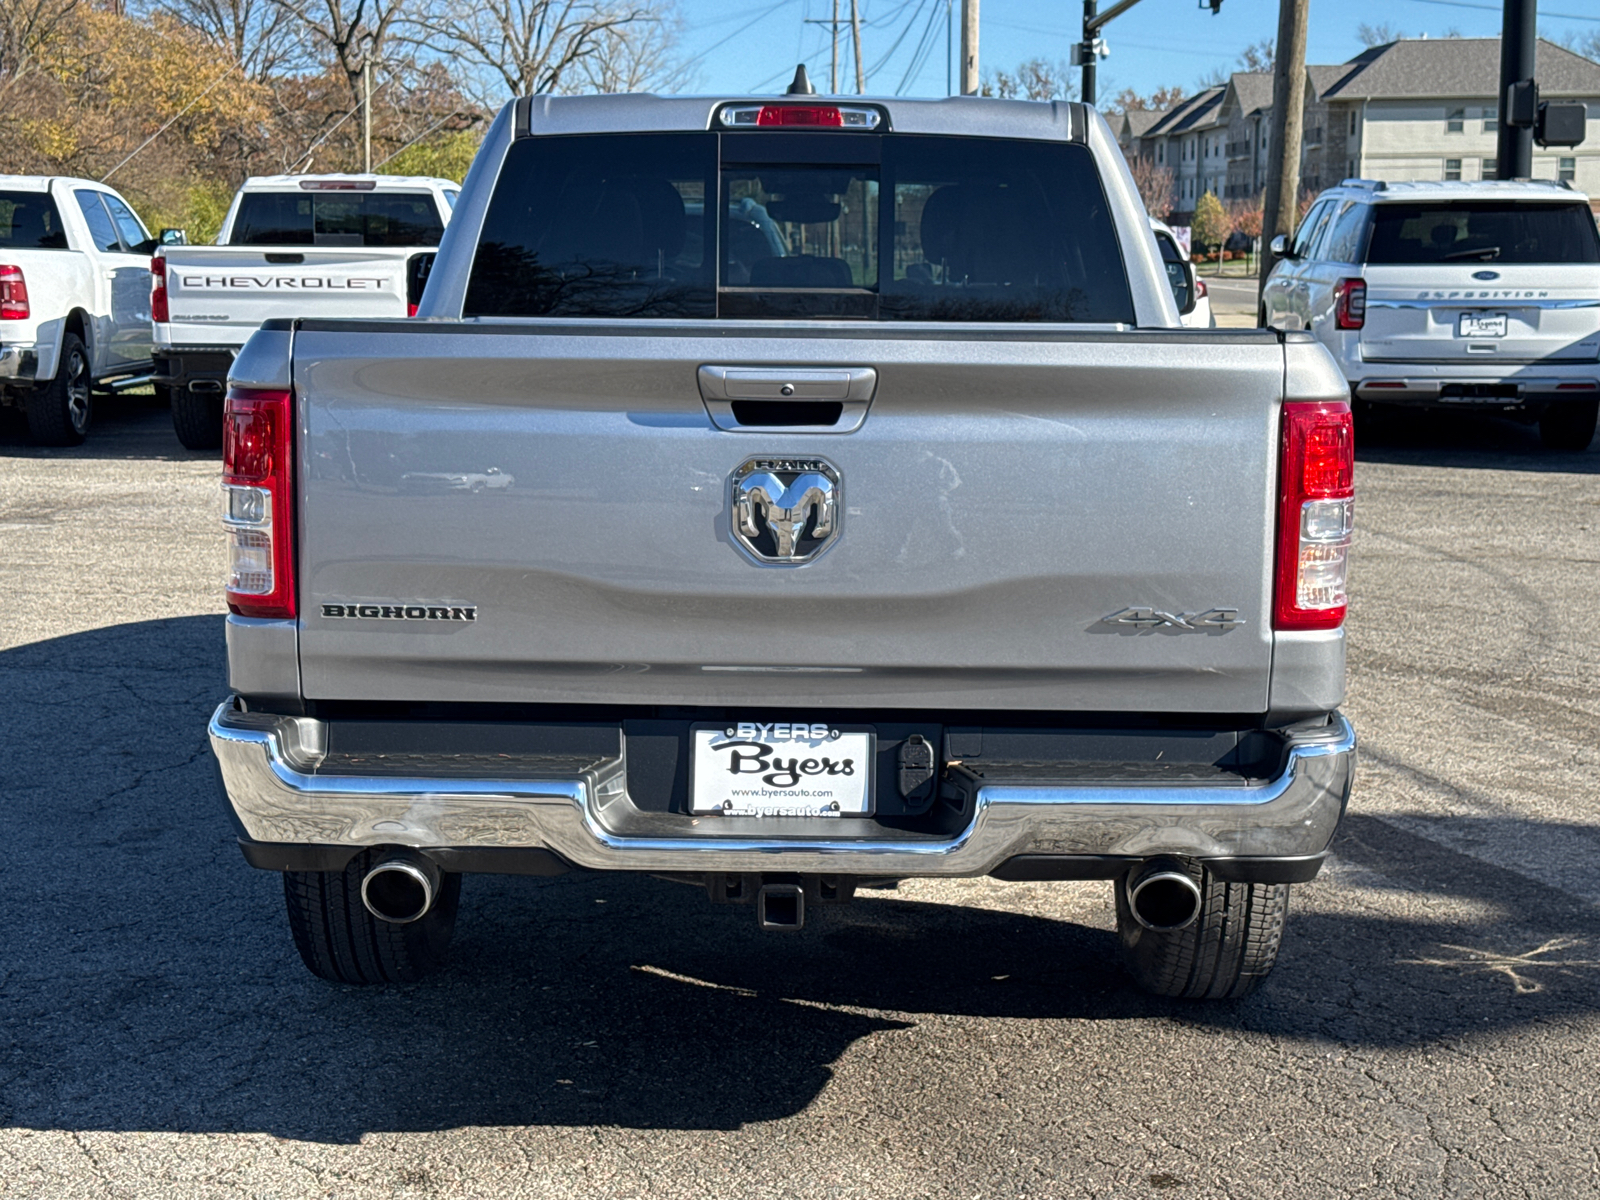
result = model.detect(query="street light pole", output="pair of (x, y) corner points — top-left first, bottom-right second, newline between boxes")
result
(1496, 0), (1536, 179)
(1081, 0), (1097, 106)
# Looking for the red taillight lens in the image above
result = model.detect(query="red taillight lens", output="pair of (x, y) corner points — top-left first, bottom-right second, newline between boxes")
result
(407, 302), (418, 317)
(757, 104), (844, 126)
(1333, 278), (1366, 330)
(1274, 401), (1355, 631)
(223, 387), (295, 619)
(0, 264), (29, 320)
(1194, 278), (1208, 298)
(150, 256), (169, 323)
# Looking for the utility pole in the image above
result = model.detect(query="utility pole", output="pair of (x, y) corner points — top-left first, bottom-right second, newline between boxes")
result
(1496, 0), (1535, 179)
(1258, 0), (1309, 293)
(362, 58), (373, 174)
(960, 0), (978, 95)
(1081, 0), (1096, 106)
(832, 0), (840, 93)
(850, 0), (865, 93)
(946, 0), (953, 95)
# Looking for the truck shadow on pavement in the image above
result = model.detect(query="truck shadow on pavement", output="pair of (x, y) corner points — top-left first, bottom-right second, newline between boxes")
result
(0, 394), (214, 462)
(2, 616), (1597, 1142)
(1355, 406), (1599, 472)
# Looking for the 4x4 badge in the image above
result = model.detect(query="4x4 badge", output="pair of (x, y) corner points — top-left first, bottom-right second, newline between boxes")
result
(1100, 607), (1244, 631)
(730, 457), (841, 564)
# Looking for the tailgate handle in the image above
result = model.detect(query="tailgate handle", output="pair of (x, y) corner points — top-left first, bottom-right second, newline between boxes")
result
(697, 366), (877, 433)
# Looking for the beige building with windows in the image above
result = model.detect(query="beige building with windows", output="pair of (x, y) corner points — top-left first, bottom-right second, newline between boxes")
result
(1119, 37), (1600, 223)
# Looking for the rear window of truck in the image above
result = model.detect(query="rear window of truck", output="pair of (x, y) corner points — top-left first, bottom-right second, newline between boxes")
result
(0, 192), (68, 249)
(464, 132), (1134, 323)
(231, 192), (446, 247)
(1366, 201), (1600, 265)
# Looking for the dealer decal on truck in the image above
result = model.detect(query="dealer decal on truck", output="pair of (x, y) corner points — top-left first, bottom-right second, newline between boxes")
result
(178, 275), (390, 290)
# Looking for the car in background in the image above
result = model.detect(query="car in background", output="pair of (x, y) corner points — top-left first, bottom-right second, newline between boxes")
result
(0, 176), (167, 445)
(1262, 179), (1600, 451)
(154, 173), (459, 449)
(1150, 218), (1212, 328)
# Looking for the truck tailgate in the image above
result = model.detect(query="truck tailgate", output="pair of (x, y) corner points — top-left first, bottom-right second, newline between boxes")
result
(163, 248), (420, 348)
(294, 324), (1284, 713)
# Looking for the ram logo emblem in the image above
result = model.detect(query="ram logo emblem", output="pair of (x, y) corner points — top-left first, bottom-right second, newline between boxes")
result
(731, 457), (841, 564)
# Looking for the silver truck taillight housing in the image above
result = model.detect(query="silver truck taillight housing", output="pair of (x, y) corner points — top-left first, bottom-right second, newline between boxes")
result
(1274, 401), (1354, 631)
(222, 387), (296, 619)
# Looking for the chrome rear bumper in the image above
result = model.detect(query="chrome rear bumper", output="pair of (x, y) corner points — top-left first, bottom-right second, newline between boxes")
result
(209, 704), (1356, 878)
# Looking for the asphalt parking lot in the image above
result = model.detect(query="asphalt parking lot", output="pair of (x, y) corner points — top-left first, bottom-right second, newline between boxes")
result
(2, 397), (1597, 1199)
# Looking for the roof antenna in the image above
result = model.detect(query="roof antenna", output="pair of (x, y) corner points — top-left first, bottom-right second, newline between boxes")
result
(786, 64), (816, 95)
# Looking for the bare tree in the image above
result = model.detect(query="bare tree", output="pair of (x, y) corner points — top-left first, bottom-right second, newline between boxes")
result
(981, 57), (1074, 101)
(1236, 38), (1273, 73)
(1550, 28), (1600, 63)
(1125, 153), (1172, 218)
(409, 0), (657, 103)
(1106, 84), (1187, 115)
(138, 0), (307, 79)
(574, 3), (685, 93)
(279, 0), (409, 104)
(1356, 22), (1403, 48)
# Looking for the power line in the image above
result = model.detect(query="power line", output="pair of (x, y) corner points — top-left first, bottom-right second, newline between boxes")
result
(680, 0), (801, 76)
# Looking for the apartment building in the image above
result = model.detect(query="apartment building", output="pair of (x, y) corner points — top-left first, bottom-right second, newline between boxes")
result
(1120, 37), (1600, 223)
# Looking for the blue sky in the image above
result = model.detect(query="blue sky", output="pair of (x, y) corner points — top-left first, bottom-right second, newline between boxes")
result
(674, 0), (1600, 100)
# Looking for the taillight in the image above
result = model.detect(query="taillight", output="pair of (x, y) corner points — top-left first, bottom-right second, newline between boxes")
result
(1274, 401), (1354, 631)
(223, 387), (296, 619)
(1333, 278), (1366, 330)
(0, 264), (29, 320)
(150, 255), (168, 323)
(407, 302), (418, 317)
(1194, 278), (1208, 299)
(718, 103), (881, 129)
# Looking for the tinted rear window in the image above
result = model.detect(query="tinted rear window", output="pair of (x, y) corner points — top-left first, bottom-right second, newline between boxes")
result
(0, 191), (67, 249)
(465, 132), (1134, 323)
(1366, 201), (1600, 265)
(231, 191), (445, 246)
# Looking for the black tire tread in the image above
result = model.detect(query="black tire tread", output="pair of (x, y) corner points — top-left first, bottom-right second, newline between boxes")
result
(1539, 399), (1598, 453)
(27, 333), (90, 446)
(171, 386), (225, 451)
(282, 849), (460, 984)
(1117, 860), (1289, 1000)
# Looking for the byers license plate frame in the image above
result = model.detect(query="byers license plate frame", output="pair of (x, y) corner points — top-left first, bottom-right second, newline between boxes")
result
(689, 722), (875, 817)
(1458, 312), (1508, 338)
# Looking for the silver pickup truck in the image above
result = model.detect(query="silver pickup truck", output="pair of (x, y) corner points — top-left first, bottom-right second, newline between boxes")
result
(208, 89), (1357, 1000)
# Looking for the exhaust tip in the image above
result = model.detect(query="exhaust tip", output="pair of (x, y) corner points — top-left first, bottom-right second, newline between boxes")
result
(1127, 860), (1202, 932)
(361, 857), (437, 925)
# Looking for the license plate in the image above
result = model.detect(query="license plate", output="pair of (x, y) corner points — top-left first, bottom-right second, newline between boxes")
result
(1458, 312), (1508, 338)
(690, 722), (874, 816)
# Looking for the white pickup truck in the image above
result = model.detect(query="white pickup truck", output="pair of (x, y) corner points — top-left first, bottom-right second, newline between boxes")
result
(0, 175), (166, 445)
(154, 173), (458, 448)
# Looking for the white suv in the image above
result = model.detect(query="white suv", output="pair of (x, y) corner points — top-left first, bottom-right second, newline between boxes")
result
(1262, 179), (1600, 451)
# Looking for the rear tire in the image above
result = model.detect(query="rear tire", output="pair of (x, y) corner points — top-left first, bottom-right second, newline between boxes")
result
(172, 386), (224, 451)
(283, 849), (461, 984)
(27, 333), (91, 446)
(1539, 398), (1598, 452)
(1116, 859), (1289, 999)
